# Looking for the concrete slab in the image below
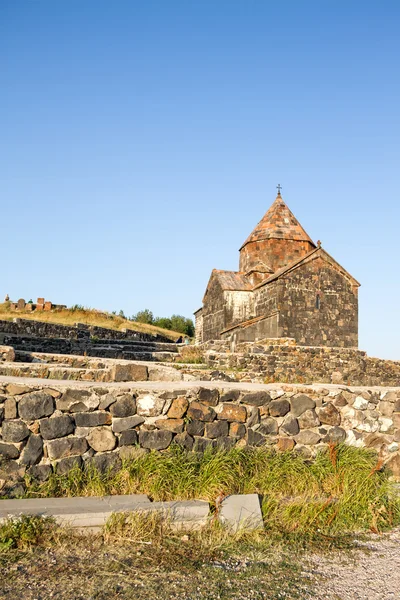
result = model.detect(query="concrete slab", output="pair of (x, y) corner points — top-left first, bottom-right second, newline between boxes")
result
(0, 495), (209, 530)
(218, 494), (264, 532)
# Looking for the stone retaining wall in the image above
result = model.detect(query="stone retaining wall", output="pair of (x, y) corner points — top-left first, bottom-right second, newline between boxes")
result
(1, 381), (400, 495)
(203, 342), (400, 387)
(0, 319), (171, 343)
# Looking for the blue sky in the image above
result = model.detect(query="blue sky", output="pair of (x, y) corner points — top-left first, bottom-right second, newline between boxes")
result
(1, 1), (399, 359)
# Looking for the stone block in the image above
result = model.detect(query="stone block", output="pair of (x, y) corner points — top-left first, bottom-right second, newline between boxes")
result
(119, 429), (138, 446)
(246, 428), (266, 447)
(17, 299), (26, 310)
(280, 415), (299, 436)
(27, 464), (52, 482)
(40, 415), (74, 440)
(0, 442), (20, 459)
(215, 403), (247, 423)
(258, 418), (278, 435)
(167, 397), (189, 419)
(173, 432), (194, 450)
(204, 420), (229, 439)
(110, 363), (148, 382)
(2, 420), (30, 442)
(277, 438), (296, 451)
(187, 402), (216, 422)
(111, 415), (144, 433)
(74, 411), (112, 427)
(154, 418), (184, 433)
(44, 301), (52, 311)
(85, 452), (121, 474)
(229, 422), (246, 438)
(18, 391), (54, 420)
(57, 389), (99, 412)
(193, 437), (214, 452)
(197, 387), (219, 406)
(220, 389), (241, 403)
(87, 427), (117, 452)
(55, 456), (83, 474)
(139, 429), (173, 450)
(295, 430), (321, 445)
(136, 394), (165, 417)
(4, 398), (17, 419)
(109, 394), (137, 417)
(240, 391), (271, 407)
(6, 384), (32, 396)
(298, 409), (320, 429)
(318, 403), (341, 426)
(269, 399), (290, 417)
(246, 406), (260, 427)
(20, 434), (43, 466)
(47, 437), (88, 460)
(322, 426), (346, 444)
(186, 419), (205, 436)
(290, 395), (316, 417)
(219, 494), (263, 532)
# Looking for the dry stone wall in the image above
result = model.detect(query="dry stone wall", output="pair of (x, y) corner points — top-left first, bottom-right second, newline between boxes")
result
(1, 380), (400, 496)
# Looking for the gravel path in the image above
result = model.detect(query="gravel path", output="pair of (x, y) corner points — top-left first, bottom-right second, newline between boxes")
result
(305, 528), (400, 599)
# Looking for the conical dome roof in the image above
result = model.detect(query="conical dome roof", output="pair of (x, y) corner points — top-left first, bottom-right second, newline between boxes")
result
(240, 193), (315, 250)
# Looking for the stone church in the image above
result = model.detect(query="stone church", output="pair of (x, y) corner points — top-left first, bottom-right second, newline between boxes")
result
(195, 190), (360, 347)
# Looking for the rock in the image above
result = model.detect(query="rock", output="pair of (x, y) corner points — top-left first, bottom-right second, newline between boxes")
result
(215, 403), (247, 423)
(99, 393), (118, 410)
(204, 420), (229, 439)
(136, 394), (165, 417)
(110, 363), (148, 382)
(364, 433), (391, 449)
(40, 415), (74, 440)
(269, 399), (290, 417)
(18, 391), (54, 420)
(246, 428), (266, 447)
(193, 437), (214, 452)
(258, 418), (278, 435)
(378, 401), (394, 417)
(2, 420), (30, 442)
(0, 459), (25, 481)
(85, 452), (122, 474)
(290, 395), (316, 417)
(173, 431), (194, 450)
(6, 384), (32, 396)
(46, 437), (88, 460)
(322, 426), (346, 444)
(220, 390), (241, 403)
(155, 418), (184, 433)
(394, 400), (400, 413)
(197, 388), (219, 406)
(57, 389), (99, 412)
(219, 494), (264, 532)
(215, 436), (236, 450)
(346, 429), (365, 447)
(353, 396), (369, 410)
(74, 411), (112, 427)
(331, 371), (344, 384)
(334, 394), (348, 407)
(240, 391), (271, 407)
(388, 442), (399, 453)
(379, 418), (393, 433)
(247, 406), (260, 427)
(270, 389), (285, 400)
(280, 415), (299, 436)
(385, 454), (400, 479)
(298, 409), (320, 429)
(277, 438), (296, 451)
(109, 394), (137, 417)
(4, 398), (17, 419)
(27, 464), (52, 481)
(187, 401), (216, 422)
(55, 456), (83, 474)
(111, 415), (145, 433)
(229, 422), (246, 438)
(139, 429), (173, 450)
(318, 403), (341, 426)
(20, 434), (43, 466)
(119, 429), (138, 446)
(0, 442), (20, 459)
(295, 430), (321, 445)
(87, 427), (117, 452)
(167, 397), (189, 419)
(186, 419), (205, 436)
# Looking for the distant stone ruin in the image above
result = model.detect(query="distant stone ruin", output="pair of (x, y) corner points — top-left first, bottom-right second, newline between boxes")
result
(7, 297), (67, 312)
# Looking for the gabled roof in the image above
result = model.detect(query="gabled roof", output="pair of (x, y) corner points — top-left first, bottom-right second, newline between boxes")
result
(254, 246), (360, 289)
(203, 269), (252, 302)
(240, 193), (316, 250)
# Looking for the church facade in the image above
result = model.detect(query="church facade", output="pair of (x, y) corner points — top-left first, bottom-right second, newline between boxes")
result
(195, 190), (360, 347)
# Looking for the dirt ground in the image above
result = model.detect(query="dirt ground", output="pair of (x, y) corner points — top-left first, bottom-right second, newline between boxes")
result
(1, 529), (400, 599)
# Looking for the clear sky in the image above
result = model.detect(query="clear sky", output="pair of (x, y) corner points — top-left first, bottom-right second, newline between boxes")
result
(1, 1), (399, 360)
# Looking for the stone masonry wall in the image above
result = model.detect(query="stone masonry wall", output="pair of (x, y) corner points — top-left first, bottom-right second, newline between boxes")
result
(1, 381), (400, 495)
(0, 319), (171, 343)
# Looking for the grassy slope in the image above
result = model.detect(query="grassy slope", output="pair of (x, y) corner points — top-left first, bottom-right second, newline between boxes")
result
(0, 303), (182, 341)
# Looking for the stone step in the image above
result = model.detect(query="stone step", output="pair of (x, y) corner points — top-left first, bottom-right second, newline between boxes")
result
(0, 495), (210, 531)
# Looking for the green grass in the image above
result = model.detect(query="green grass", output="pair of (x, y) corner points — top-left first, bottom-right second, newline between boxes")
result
(20, 444), (400, 536)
